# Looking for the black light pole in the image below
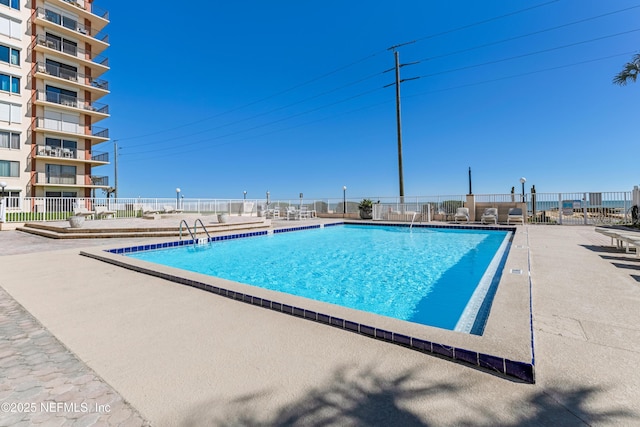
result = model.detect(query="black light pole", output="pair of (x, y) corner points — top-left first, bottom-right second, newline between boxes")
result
(343, 186), (347, 218)
(176, 187), (180, 210)
(520, 177), (526, 203)
(243, 191), (247, 200)
(468, 167), (472, 195)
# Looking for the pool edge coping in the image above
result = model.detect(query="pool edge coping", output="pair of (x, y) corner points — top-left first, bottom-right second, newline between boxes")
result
(79, 221), (535, 383)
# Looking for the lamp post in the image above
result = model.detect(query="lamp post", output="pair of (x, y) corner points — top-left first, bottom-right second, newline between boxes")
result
(243, 191), (247, 200)
(176, 187), (181, 210)
(519, 177), (526, 203)
(342, 186), (347, 218)
(299, 192), (303, 209)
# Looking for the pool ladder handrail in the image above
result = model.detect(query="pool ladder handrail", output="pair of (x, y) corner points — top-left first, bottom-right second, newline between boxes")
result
(410, 212), (418, 229)
(179, 218), (211, 244)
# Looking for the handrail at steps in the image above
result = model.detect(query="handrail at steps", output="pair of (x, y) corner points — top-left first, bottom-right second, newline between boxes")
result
(179, 219), (211, 244)
(193, 218), (211, 240)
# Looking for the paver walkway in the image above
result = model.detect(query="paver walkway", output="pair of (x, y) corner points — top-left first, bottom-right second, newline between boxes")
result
(0, 286), (149, 426)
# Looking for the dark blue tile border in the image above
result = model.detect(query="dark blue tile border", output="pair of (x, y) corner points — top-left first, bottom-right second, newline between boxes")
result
(85, 221), (534, 384)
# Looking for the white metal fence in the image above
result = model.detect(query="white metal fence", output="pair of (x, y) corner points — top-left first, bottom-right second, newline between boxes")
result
(0, 191), (635, 225)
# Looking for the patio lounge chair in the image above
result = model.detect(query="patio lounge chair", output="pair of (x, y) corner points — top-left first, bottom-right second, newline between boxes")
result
(162, 205), (183, 214)
(286, 206), (299, 220)
(142, 205), (161, 215)
(454, 207), (470, 223)
(481, 208), (498, 224)
(73, 205), (95, 218)
(95, 206), (116, 219)
(507, 208), (525, 225)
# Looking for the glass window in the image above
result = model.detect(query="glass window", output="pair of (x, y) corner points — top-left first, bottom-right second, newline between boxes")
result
(0, 45), (18, 65)
(0, 131), (19, 149)
(10, 75), (18, 93)
(46, 164), (76, 184)
(0, 74), (8, 92)
(0, 74), (19, 93)
(0, 159), (19, 177)
(1, 0), (19, 10)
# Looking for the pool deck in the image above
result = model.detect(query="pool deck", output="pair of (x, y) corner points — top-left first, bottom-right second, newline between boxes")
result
(1, 218), (639, 426)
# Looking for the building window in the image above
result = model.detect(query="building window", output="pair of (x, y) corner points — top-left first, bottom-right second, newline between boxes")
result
(0, 0), (19, 10)
(0, 15), (21, 40)
(0, 45), (19, 65)
(0, 159), (19, 177)
(0, 101), (21, 123)
(45, 85), (76, 106)
(45, 59), (77, 80)
(46, 164), (76, 185)
(45, 137), (76, 157)
(0, 131), (19, 149)
(45, 33), (77, 56)
(0, 73), (19, 94)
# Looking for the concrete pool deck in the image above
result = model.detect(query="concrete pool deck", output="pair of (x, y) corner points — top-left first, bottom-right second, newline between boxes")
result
(1, 223), (639, 425)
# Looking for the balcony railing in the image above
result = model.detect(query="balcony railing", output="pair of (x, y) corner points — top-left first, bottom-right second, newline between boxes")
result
(34, 90), (109, 115)
(90, 175), (108, 186)
(91, 151), (109, 162)
(46, 175), (76, 185)
(61, 0), (109, 20)
(34, 117), (109, 140)
(33, 62), (109, 91)
(33, 7), (109, 44)
(31, 34), (109, 69)
(37, 145), (77, 159)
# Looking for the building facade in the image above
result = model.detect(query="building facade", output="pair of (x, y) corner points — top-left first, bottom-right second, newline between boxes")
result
(0, 0), (109, 205)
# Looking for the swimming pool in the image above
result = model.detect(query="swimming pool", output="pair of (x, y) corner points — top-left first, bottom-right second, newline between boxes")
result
(126, 224), (511, 334)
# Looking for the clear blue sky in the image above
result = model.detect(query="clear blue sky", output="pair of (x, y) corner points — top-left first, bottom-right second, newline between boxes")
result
(99, 0), (639, 200)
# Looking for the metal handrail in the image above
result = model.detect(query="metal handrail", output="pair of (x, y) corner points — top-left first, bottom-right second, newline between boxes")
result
(179, 219), (211, 244)
(193, 218), (211, 240)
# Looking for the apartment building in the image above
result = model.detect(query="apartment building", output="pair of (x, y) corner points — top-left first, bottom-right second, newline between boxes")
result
(0, 0), (109, 206)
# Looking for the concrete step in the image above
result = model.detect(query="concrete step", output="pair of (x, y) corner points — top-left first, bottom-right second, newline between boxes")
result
(17, 220), (270, 239)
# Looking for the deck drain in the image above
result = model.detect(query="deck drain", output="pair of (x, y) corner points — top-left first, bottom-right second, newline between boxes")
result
(510, 268), (523, 275)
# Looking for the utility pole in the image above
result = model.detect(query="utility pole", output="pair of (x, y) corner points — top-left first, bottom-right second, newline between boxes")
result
(113, 140), (118, 199)
(385, 43), (419, 207)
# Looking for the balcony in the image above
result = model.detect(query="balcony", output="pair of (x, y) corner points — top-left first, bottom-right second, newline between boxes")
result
(33, 90), (109, 119)
(31, 34), (109, 76)
(34, 173), (109, 188)
(59, 0), (109, 23)
(32, 62), (109, 95)
(91, 151), (109, 163)
(32, 7), (109, 54)
(90, 175), (109, 187)
(33, 117), (109, 143)
(45, 175), (76, 185)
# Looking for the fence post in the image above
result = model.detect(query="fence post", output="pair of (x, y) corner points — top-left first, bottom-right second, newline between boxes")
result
(583, 192), (588, 225)
(558, 194), (563, 225)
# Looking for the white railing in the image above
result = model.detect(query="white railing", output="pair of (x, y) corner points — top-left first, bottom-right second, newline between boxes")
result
(0, 191), (634, 225)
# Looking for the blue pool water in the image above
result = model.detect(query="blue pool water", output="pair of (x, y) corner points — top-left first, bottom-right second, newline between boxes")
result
(127, 225), (510, 333)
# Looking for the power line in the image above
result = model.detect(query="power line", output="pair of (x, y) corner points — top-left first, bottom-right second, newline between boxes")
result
(113, 1), (562, 144)
(406, 51), (637, 98)
(416, 27), (640, 79)
(415, 4), (640, 63)
(122, 51), (635, 162)
(115, 51), (386, 143)
(111, 2), (639, 164)
(122, 70), (387, 150)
